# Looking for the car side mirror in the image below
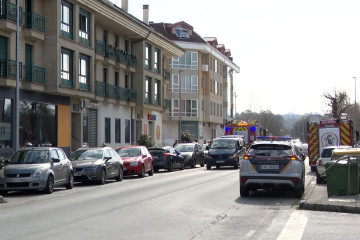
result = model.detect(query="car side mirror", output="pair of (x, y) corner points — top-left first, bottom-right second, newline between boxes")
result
(52, 157), (60, 163)
(104, 156), (112, 161)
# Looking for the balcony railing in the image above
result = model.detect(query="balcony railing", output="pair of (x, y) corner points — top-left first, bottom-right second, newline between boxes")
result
(129, 90), (137, 101)
(96, 82), (137, 101)
(95, 40), (105, 56)
(24, 65), (45, 84)
(96, 81), (106, 96)
(0, 1), (23, 24)
(24, 12), (45, 33)
(79, 82), (90, 91)
(61, 78), (73, 88)
(107, 84), (117, 98)
(163, 69), (170, 80)
(118, 87), (128, 100)
(130, 55), (137, 67)
(106, 45), (118, 61)
(0, 59), (22, 79)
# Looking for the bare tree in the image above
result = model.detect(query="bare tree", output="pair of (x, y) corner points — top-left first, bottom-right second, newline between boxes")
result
(322, 90), (352, 118)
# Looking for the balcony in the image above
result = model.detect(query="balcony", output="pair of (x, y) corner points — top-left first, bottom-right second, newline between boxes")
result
(24, 12), (45, 33)
(0, 1), (23, 32)
(106, 84), (117, 98)
(164, 99), (171, 109)
(61, 78), (73, 88)
(106, 45), (118, 61)
(96, 81), (137, 102)
(0, 59), (22, 79)
(24, 65), (45, 84)
(130, 54), (137, 67)
(95, 40), (105, 56)
(79, 82), (90, 91)
(163, 69), (170, 80)
(96, 81), (106, 96)
(129, 90), (137, 101)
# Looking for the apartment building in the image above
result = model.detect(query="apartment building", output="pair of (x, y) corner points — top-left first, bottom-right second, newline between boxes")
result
(149, 21), (240, 145)
(0, 0), (183, 156)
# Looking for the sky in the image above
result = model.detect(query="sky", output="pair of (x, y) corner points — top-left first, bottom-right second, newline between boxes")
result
(111, 0), (360, 115)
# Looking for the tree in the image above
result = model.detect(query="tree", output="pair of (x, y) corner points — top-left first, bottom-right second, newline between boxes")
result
(322, 90), (351, 118)
(136, 134), (154, 148)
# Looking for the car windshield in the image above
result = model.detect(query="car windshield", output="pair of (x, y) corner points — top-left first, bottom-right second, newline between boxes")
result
(70, 149), (103, 161)
(248, 144), (293, 156)
(9, 150), (49, 164)
(211, 139), (236, 149)
(321, 148), (335, 158)
(175, 145), (194, 152)
(116, 148), (141, 157)
(149, 149), (165, 155)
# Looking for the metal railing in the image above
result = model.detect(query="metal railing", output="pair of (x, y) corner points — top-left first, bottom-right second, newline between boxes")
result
(24, 11), (45, 33)
(0, 59), (22, 79)
(24, 65), (45, 84)
(0, 1), (23, 24)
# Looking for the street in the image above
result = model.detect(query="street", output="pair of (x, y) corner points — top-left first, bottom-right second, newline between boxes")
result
(1, 164), (360, 240)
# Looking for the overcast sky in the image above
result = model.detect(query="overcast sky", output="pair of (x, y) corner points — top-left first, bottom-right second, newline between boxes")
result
(111, 0), (360, 115)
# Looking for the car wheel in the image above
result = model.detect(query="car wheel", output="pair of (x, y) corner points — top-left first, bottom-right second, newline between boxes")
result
(168, 161), (174, 172)
(200, 158), (205, 167)
(148, 164), (154, 176)
(240, 186), (249, 197)
(206, 164), (211, 170)
(66, 172), (74, 189)
(44, 175), (54, 194)
(154, 167), (159, 172)
(0, 190), (8, 196)
(99, 169), (106, 185)
(191, 159), (196, 168)
(216, 165), (220, 169)
(138, 165), (145, 178)
(294, 187), (303, 198)
(115, 167), (123, 181)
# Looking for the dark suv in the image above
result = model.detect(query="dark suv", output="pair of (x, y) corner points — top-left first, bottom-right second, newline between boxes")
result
(206, 137), (246, 170)
(240, 138), (305, 198)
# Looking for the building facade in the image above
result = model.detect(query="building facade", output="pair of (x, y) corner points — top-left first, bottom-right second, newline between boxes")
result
(0, 0), (183, 156)
(150, 22), (240, 145)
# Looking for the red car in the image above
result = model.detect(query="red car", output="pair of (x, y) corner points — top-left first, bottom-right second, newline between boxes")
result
(115, 146), (154, 178)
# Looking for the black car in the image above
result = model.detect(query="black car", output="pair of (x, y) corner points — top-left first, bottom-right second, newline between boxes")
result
(149, 146), (184, 172)
(175, 143), (205, 168)
(70, 147), (123, 184)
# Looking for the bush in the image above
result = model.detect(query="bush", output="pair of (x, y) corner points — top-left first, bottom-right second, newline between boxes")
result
(137, 134), (154, 148)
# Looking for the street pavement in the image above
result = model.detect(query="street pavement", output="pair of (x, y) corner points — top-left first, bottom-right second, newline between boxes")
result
(300, 172), (360, 214)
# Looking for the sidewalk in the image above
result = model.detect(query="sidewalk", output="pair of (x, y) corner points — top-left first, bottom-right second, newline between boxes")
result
(299, 174), (360, 214)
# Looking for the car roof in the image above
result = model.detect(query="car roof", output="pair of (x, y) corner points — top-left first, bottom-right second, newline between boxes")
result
(117, 145), (144, 149)
(252, 140), (292, 146)
(19, 147), (61, 151)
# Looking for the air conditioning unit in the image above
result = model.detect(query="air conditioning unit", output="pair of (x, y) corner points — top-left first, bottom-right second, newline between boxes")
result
(202, 64), (209, 72)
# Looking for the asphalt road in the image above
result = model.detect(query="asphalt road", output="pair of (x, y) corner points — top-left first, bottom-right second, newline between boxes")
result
(2, 164), (360, 240)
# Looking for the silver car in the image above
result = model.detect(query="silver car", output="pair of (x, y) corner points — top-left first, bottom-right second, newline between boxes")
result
(0, 147), (74, 196)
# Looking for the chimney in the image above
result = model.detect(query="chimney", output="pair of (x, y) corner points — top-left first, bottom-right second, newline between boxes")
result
(143, 4), (149, 25)
(121, 0), (128, 13)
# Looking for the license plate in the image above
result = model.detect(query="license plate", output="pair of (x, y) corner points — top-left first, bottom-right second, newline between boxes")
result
(216, 160), (225, 163)
(260, 165), (279, 170)
(74, 172), (82, 176)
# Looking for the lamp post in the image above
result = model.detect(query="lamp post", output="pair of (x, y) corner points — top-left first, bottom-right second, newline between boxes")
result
(15, 0), (19, 150)
(354, 77), (357, 145)
(178, 70), (182, 143)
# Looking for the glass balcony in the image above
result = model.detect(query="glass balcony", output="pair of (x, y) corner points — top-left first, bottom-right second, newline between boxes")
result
(129, 90), (137, 101)
(95, 40), (105, 56)
(107, 84), (117, 98)
(0, 1), (23, 24)
(61, 78), (73, 88)
(117, 87), (128, 100)
(130, 55), (137, 67)
(79, 82), (90, 91)
(24, 12), (45, 33)
(24, 65), (45, 84)
(0, 59), (22, 79)
(96, 81), (105, 96)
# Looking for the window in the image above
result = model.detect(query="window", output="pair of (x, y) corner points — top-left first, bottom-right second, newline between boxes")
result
(105, 117), (111, 143)
(214, 59), (218, 73)
(79, 9), (90, 45)
(61, 48), (73, 87)
(154, 80), (160, 105)
(125, 74), (129, 88)
(61, 1), (73, 39)
(145, 77), (151, 104)
(170, 99), (198, 117)
(79, 54), (90, 90)
(154, 48), (160, 74)
(175, 26), (190, 39)
(125, 119), (130, 143)
(145, 43), (151, 70)
(214, 80), (218, 94)
(170, 52), (198, 70)
(115, 71), (119, 86)
(171, 74), (179, 93)
(0, 98), (12, 147)
(115, 118), (121, 143)
(184, 75), (198, 93)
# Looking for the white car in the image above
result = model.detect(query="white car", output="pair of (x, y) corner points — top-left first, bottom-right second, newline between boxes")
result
(316, 145), (352, 184)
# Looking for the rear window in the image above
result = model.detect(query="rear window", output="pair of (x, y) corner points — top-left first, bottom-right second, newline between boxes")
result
(248, 144), (293, 156)
(149, 149), (165, 155)
(211, 139), (237, 149)
(321, 148), (335, 158)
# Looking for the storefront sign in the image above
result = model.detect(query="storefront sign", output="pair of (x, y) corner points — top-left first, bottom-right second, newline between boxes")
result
(148, 114), (156, 121)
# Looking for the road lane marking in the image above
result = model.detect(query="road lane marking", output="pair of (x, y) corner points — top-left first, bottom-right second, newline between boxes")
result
(246, 230), (255, 237)
(277, 211), (307, 240)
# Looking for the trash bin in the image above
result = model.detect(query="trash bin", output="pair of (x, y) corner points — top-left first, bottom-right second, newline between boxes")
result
(326, 160), (360, 197)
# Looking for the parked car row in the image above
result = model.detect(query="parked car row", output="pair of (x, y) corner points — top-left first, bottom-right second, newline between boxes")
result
(0, 142), (210, 196)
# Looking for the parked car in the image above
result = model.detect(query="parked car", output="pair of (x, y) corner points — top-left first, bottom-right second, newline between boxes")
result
(240, 138), (305, 198)
(316, 145), (352, 184)
(149, 146), (184, 172)
(0, 147), (74, 196)
(206, 137), (246, 170)
(115, 146), (154, 178)
(70, 147), (123, 184)
(174, 143), (205, 168)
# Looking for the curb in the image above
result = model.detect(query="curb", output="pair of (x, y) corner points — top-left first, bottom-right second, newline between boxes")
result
(299, 201), (360, 214)
(0, 195), (6, 204)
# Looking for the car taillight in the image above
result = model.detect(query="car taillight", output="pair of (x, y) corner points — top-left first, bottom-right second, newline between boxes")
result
(285, 155), (297, 161)
(164, 153), (171, 156)
(241, 176), (247, 183)
(292, 178), (299, 185)
(244, 155), (250, 160)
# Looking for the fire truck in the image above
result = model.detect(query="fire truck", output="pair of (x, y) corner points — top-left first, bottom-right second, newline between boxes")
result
(307, 117), (353, 171)
(224, 120), (267, 147)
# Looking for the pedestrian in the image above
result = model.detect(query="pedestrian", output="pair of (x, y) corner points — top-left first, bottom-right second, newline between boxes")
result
(173, 139), (178, 147)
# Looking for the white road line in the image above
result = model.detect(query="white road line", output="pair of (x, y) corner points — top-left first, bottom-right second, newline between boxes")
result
(277, 211), (308, 240)
(246, 230), (256, 237)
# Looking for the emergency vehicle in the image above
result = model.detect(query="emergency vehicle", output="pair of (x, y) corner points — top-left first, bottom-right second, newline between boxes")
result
(224, 120), (267, 147)
(307, 117), (353, 171)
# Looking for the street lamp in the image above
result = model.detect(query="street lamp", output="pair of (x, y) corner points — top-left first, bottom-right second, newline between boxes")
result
(178, 70), (182, 143)
(354, 77), (357, 145)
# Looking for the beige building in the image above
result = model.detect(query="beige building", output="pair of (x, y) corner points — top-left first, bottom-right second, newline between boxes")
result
(0, 0), (183, 156)
(150, 21), (240, 145)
